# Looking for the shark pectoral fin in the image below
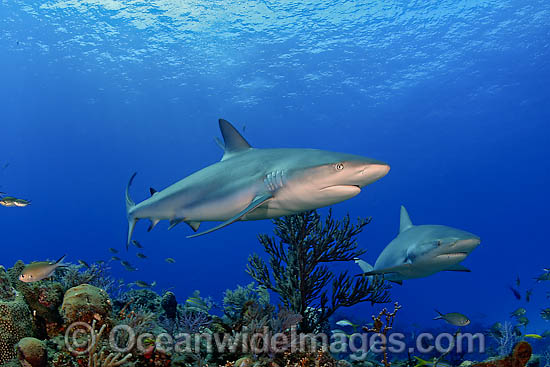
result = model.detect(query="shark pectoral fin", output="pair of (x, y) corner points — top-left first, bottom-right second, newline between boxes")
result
(147, 219), (160, 232)
(354, 259), (374, 274)
(168, 219), (184, 230)
(187, 193), (273, 238)
(445, 264), (471, 272)
(185, 221), (201, 232)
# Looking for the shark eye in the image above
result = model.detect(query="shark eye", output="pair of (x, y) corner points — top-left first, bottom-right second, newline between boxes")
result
(335, 163), (345, 171)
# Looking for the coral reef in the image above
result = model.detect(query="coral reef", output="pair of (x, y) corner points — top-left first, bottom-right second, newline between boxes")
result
(0, 294), (35, 364)
(16, 337), (47, 367)
(3, 211), (538, 367)
(61, 284), (112, 327)
(362, 302), (402, 367)
(247, 210), (391, 333)
(473, 342), (532, 367)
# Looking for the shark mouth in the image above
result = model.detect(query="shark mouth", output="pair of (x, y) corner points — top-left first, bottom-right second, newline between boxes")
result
(436, 252), (468, 259)
(320, 185), (361, 191)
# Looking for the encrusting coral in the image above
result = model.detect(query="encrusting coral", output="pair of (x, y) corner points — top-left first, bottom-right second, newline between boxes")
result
(0, 266), (34, 365)
(16, 337), (47, 367)
(247, 210), (391, 333)
(61, 284), (112, 327)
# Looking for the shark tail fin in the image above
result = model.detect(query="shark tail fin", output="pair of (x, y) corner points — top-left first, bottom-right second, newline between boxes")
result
(126, 172), (138, 250)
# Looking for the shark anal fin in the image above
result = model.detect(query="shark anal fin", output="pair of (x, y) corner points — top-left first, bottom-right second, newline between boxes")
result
(148, 219), (160, 232)
(188, 193), (273, 238)
(168, 219), (184, 230)
(185, 221), (201, 232)
(444, 264), (471, 272)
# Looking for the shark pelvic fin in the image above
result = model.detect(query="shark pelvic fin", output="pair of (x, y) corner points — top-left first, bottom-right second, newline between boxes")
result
(188, 192), (273, 238)
(150, 187), (158, 196)
(148, 219), (160, 232)
(354, 258), (374, 274)
(218, 119), (252, 160)
(399, 205), (414, 233)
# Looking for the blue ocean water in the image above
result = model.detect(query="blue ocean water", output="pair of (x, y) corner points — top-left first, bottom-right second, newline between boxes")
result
(1, 0), (549, 340)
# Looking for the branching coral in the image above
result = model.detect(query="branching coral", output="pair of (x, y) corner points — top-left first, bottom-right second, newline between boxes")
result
(490, 322), (519, 357)
(86, 320), (132, 367)
(247, 210), (391, 333)
(362, 302), (402, 367)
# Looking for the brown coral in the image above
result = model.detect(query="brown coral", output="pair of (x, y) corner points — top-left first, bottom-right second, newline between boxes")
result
(472, 341), (532, 367)
(16, 337), (47, 367)
(61, 284), (112, 327)
(0, 292), (34, 364)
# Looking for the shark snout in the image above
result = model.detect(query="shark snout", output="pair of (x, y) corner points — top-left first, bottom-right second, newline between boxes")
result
(360, 163), (390, 185)
(449, 237), (481, 253)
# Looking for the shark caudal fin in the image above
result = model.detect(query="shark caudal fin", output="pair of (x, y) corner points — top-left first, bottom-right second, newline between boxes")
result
(125, 172), (138, 249)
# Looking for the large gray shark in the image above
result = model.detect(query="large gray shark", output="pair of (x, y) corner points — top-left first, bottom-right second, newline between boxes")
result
(355, 206), (480, 284)
(125, 119), (390, 247)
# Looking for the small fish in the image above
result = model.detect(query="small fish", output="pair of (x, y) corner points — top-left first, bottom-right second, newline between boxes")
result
(185, 296), (209, 311)
(0, 196), (31, 207)
(517, 316), (529, 326)
(524, 334), (542, 339)
(136, 253), (147, 259)
(78, 260), (90, 268)
(541, 330), (550, 338)
(131, 240), (143, 249)
(96, 260), (106, 265)
(540, 308), (550, 321)
(534, 272), (550, 282)
(434, 310), (470, 326)
(121, 260), (132, 267)
(516, 275), (521, 287)
(415, 356), (452, 367)
(525, 289), (533, 302)
(165, 258), (176, 264)
(111, 256), (121, 261)
(134, 280), (154, 288)
(123, 265), (137, 272)
(109, 248), (119, 254)
(509, 286), (521, 300)
(19, 255), (66, 283)
(510, 308), (527, 318)
(331, 329), (351, 338)
(490, 323), (503, 338)
(335, 320), (358, 328)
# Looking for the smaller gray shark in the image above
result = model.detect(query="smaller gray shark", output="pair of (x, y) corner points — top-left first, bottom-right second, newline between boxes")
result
(356, 206), (480, 284)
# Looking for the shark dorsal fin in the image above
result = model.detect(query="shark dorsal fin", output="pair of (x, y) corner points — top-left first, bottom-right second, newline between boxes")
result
(399, 205), (414, 233)
(219, 119), (252, 160)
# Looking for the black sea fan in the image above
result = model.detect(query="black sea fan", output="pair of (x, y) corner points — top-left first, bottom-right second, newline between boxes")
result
(246, 210), (391, 333)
